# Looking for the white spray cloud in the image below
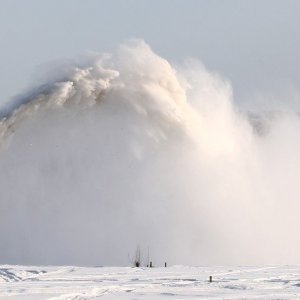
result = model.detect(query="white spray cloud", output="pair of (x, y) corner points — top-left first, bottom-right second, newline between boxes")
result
(0, 40), (300, 266)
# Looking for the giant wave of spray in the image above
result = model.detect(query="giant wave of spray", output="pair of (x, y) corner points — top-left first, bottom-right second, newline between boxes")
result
(0, 40), (300, 266)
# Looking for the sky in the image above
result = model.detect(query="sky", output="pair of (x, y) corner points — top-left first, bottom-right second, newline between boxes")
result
(1, 0), (300, 110)
(1, 0), (300, 266)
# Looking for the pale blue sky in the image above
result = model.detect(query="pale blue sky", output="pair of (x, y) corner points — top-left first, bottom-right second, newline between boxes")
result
(1, 0), (300, 109)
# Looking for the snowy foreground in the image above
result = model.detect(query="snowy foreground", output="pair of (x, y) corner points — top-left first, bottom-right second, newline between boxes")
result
(1, 265), (300, 299)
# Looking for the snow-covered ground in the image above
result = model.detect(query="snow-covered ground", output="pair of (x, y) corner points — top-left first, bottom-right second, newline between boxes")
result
(1, 265), (300, 299)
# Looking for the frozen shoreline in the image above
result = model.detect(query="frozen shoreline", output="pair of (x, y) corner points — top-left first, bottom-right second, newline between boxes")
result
(1, 265), (300, 299)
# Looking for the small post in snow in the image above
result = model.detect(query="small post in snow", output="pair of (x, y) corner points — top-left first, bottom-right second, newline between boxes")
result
(165, 262), (167, 267)
(209, 276), (212, 283)
(150, 261), (153, 268)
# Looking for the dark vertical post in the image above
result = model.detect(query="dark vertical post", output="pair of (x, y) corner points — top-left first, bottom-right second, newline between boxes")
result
(165, 262), (167, 267)
(147, 247), (149, 268)
(150, 261), (153, 268)
(209, 276), (212, 282)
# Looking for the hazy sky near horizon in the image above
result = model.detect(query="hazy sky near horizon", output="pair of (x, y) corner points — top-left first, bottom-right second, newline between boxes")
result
(1, 0), (300, 110)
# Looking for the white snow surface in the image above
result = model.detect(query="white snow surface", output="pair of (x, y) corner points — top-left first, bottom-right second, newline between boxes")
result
(0, 265), (300, 299)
